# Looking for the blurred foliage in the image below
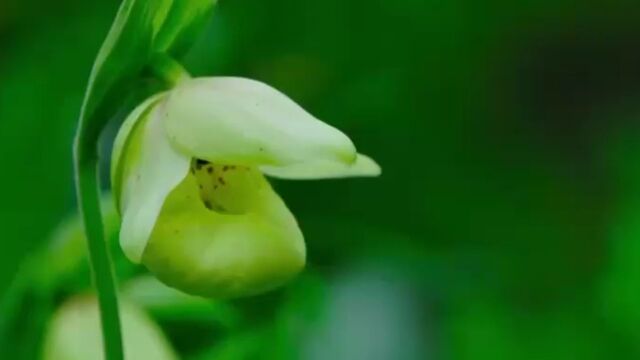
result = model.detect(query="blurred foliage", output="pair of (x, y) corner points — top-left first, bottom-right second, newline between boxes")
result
(2, 0), (640, 358)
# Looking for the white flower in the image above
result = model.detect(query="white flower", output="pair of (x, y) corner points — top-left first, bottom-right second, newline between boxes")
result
(112, 77), (380, 298)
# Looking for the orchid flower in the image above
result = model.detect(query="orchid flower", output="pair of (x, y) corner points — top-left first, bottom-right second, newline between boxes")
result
(112, 77), (380, 298)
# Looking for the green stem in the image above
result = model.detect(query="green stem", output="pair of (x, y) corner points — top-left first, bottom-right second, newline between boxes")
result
(71, 53), (187, 359)
(148, 53), (192, 87)
(73, 142), (124, 360)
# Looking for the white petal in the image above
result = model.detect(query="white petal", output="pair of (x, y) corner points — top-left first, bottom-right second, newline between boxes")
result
(111, 93), (165, 211)
(115, 102), (191, 263)
(162, 77), (357, 167)
(260, 153), (381, 180)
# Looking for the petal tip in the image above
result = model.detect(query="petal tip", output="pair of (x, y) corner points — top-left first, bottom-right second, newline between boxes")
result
(356, 154), (382, 177)
(119, 221), (145, 264)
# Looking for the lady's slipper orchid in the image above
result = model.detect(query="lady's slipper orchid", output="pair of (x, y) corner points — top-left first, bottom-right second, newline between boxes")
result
(112, 77), (380, 298)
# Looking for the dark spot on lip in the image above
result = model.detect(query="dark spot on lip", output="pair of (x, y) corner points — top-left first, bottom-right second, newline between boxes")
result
(195, 158), (209, 169)
(206, 166), (213, 174)
(199, 184), (203, 189)
(203, 200), (212, 210)
(223, 166), (229, 171)
(219, 177), (226, 185)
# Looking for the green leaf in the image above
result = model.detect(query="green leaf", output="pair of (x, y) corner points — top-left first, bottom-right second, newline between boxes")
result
(78, 0), (172, 141)
(154, 0), (218, 57)
(78, 0), (217, 142)
(123, 276), (241, 327)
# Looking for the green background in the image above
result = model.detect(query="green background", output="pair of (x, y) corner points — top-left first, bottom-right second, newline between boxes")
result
(2, 0), (640, 358)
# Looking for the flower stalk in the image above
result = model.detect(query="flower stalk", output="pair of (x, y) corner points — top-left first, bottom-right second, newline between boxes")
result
(73, 136), (124, 360)
(148, 54), (192, 87)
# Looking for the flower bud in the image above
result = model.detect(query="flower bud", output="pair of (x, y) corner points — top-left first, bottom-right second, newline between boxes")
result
(43, 296), (177, 360)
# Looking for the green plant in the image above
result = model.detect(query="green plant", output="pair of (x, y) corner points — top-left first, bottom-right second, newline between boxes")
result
(72, 0), (380, 358)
